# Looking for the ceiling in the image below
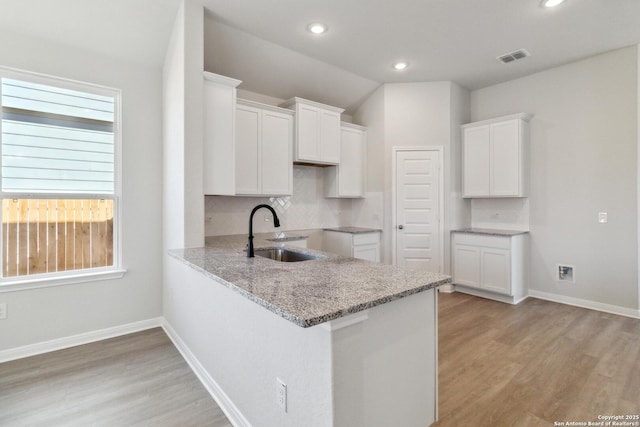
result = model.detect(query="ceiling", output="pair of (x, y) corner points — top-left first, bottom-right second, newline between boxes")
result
(0, 0), (183, 67)
(201, 0), (640, 113)
(1, 0), (639, 114)
(202, 0), (640, 91)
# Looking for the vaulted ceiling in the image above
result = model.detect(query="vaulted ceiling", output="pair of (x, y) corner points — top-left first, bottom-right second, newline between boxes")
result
(2, 0), (639, 114)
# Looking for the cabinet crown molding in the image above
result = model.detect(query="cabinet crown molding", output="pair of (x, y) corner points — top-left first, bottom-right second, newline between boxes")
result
(237, 98), (294, 115)
(203, 71), (242, 87)
(341, 121), (367, 131)
(462, 113), (532, 129)
(279, 97), (345, 113)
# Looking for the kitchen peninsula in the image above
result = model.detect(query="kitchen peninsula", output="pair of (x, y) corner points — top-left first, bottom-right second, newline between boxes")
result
(165, 233), (450, 427)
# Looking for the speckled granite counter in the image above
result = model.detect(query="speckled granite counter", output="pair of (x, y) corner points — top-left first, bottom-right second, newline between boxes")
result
(169, 234), (450, 328)
(323, 226), (382, 234)
(452, 228), (529, 236)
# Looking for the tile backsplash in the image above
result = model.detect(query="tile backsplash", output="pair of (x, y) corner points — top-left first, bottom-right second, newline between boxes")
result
(205, 165), (353, 236)
(470, 198), (529, 231)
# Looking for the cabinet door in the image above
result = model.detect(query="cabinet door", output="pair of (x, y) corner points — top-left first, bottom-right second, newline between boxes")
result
(261, 110), (293, 195)
(296, 104), (320, 162)
(463, 125), (491, 197)
(320, 110), (341, 164)
(491, 120), (520, 196)
(453, 244), (481, 288)
(480, 248), (511, 294)
(339, 126), (365, 196)
(235, 105), (260, 195)
(203, 77), (237, 195)
(353, 244), (380, 262)
(322, 231), (352, 257)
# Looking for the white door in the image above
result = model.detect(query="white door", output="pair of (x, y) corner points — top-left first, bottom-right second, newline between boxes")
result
(394, 149), (442, 272)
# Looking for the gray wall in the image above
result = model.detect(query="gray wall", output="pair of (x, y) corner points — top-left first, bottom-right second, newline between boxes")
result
(471, 46), (638, 310)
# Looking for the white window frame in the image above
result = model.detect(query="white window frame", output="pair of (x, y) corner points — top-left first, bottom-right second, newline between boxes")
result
(0, 66), (125, 292)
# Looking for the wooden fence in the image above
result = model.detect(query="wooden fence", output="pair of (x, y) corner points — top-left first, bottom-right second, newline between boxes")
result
(1, 199), (113, 277)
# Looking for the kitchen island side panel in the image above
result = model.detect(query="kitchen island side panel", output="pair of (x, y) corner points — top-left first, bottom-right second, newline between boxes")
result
(164, 256), (438, 426)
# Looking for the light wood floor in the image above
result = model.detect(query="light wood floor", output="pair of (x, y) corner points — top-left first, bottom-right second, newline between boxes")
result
(1, 294), (639, 426)
(435, 292), (640, 427)
(0, 328), (231, 427)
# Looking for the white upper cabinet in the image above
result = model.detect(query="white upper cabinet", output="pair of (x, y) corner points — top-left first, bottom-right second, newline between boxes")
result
(203, 71), (293, 197)
(280, 97), (344, 165)
(325, 123), (367, 198)
(203, 71), (242, 195)
(462, 113), (531, 198)
(235, 99), (293, 196)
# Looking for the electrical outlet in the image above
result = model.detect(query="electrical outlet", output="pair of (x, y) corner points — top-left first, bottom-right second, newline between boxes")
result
(598, 212), (608, 223)
(276, 378), (287, 412)
(0, 302), (7, 320)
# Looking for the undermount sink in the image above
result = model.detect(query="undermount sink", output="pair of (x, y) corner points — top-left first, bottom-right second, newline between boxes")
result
(254, 248), (322, 263)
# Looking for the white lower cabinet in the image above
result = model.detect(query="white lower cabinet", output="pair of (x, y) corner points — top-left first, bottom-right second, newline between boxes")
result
(323, 230), (381, 262)
(452, 232), (528, 303)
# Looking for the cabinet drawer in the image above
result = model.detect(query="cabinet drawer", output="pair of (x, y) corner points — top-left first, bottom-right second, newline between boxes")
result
(453, 233), (510, 249)
(353, 232), (380, 246)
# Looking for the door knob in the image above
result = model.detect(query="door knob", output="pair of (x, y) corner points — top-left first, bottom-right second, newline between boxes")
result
(398, 225), (404, 230)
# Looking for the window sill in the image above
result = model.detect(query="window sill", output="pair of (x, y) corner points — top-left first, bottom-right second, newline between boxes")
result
(0, 268), (127, 293)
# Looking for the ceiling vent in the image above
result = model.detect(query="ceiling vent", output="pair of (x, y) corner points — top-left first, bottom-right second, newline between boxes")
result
(497, 49), (531, 64)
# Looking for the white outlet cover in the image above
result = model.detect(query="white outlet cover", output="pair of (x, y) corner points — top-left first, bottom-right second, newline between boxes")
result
(276, 378), (287, 412)
(598, 212), (607, 223)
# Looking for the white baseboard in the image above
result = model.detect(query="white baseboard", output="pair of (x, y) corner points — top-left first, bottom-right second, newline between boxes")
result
(162, 320), (251, 427)
(528, 290), (640, 319)
(0, 317), (163, 363)
(453, 285), (526, 305)
(438, 284), (455, 293)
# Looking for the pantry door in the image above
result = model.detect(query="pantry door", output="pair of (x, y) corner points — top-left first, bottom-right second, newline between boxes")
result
(393, 148), (443, 273)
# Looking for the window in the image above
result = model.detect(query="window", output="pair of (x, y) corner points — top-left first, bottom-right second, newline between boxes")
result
(0, 67), (122, 287)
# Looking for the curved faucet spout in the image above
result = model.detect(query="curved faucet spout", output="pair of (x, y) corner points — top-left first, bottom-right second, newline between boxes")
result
(247, 204), (281, 257)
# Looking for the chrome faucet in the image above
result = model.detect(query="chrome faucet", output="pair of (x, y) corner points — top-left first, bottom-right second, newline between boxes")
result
(247, 204), (280, 257)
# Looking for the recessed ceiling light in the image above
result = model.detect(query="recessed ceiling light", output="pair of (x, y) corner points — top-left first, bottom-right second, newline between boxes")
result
(307, 23), (327, 34)
(541, 0), (566, 7)
(393, 62), (408, 71)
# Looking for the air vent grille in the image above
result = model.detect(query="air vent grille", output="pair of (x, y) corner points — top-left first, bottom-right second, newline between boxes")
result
(497, 49), (531, 64)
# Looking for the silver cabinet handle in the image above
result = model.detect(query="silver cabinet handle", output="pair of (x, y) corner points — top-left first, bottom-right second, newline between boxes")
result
(398, 225), (404, 230)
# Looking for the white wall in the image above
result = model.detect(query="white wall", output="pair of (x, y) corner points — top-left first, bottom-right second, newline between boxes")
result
(163, 0), (204, 252)
(354, 82), (470, 269)
(0, 31), (163, 350)
(471, 46), (638, 311)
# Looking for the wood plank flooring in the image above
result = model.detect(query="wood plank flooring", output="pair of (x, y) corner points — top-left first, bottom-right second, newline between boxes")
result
(435, 292), (640, 427)
(1, 294), (638, 426)
(0, 328), (231, 427)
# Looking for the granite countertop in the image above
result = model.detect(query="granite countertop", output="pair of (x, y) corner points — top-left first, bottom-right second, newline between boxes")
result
(170, 234), (450, 328)
(452, 228), (529, 236)
(323, 226), (382, 234)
